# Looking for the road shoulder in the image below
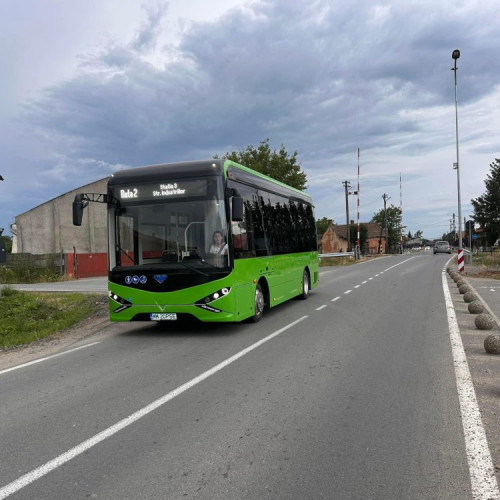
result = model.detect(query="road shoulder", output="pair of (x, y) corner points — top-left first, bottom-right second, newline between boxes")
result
(446, 270), (500, 484)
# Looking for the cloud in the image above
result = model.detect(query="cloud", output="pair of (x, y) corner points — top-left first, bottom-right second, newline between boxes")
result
(2, 0), (500, 238)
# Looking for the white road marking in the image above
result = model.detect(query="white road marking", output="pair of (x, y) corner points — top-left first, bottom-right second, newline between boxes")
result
(0, 343), (101, 376)
(0, 316), (308, 499)
(442, 270), (500, 500)
(331, 297), (341, 302)
(354, 285), (360, 289)
(384, 257), (415, 272)
(344, 290), (352, 295)
(315, 305), (327, 311)
(362, 281), (367, 284)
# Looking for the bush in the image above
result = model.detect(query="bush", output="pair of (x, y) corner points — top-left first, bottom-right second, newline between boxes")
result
(0, 260), (61, 284)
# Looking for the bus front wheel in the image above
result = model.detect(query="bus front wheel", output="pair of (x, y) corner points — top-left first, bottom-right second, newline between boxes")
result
(251, 283), (265, 323)
(299, 269), (310, 300)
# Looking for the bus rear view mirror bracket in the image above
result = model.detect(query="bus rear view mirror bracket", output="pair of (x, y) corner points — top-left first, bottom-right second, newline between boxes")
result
(72, 193), (114, 226)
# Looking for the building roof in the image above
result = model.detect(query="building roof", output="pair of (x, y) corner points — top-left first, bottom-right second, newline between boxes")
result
(333, 222), (385, 239)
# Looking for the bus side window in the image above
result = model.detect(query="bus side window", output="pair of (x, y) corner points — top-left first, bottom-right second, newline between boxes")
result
(230, 184), (255, 258)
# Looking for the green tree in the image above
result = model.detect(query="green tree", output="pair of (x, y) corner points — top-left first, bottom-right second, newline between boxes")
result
(349, 223), (369, 253)
(471, 158), (500, 245)
(371, 204), (402, 252)
(216, 138), (307, 190)
(0, 235), (12, 253)
(316, 217), (330, 237)
(441, 232), (456, 245)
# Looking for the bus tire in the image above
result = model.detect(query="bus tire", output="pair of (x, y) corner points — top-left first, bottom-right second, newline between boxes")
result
(299, 269), (310, 300)
(250, 283), (265, 323)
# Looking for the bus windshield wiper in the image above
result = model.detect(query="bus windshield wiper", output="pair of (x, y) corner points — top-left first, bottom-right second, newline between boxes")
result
(178, 261), (209, 277)
(116, 245), (134, 264)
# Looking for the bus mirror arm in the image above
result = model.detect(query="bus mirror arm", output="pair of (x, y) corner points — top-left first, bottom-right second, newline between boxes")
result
(72, 193), (117, 226)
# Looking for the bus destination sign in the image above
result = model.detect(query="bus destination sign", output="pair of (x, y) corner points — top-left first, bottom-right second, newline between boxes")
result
(115, 179), (208, 202)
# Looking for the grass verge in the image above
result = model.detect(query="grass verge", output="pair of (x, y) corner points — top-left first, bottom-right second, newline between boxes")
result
(472, 251), (500, 269)
(0, 288), (103, 349)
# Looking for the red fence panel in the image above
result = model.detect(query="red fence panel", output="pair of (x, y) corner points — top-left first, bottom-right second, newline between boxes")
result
(66, 253), (108, 278)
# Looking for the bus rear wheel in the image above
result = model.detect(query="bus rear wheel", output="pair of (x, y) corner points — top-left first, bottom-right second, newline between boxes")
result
(251, 283), (265, 323)
(299, 269), (310, 300)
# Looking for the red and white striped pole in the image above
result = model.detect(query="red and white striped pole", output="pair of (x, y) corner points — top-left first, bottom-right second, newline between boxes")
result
(356, 147), (360, 254)
(457, 248), (465, 271)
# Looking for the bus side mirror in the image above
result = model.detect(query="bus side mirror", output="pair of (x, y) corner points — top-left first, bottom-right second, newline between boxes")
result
(72, 194), (87, 226)
(232, 196), (244, 222)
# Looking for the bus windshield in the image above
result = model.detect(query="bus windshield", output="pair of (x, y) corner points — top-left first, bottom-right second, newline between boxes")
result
(109, 177), (230, 272)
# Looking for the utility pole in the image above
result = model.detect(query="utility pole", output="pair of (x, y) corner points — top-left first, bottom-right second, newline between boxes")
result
(342, 181), (351, 252)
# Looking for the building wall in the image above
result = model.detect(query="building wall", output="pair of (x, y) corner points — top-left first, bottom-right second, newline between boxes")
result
(13, 178), (109, 255)
(321, 220), (348, 253)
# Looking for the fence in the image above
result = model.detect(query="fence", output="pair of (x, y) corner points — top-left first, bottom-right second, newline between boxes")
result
(1, 252), (108, 280)
(319, 252), (355, 258)
(5, 253), (64, 273)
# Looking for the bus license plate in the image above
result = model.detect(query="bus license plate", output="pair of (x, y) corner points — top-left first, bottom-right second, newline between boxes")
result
(150, 313), (177, 321)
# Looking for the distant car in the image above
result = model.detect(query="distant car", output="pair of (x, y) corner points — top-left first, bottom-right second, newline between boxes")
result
(433, 241), (451, 254)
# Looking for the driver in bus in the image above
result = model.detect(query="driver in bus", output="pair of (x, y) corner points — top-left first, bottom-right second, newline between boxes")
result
(209, 230), (228, 255)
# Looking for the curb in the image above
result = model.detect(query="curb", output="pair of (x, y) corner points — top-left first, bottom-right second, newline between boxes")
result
(447, 269), (500, 330)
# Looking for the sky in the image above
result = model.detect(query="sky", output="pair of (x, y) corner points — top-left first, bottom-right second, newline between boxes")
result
(1, 0), (500, 240)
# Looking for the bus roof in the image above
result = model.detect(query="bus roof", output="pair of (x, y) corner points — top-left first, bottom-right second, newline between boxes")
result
(108, 160), (225, 186)
(108, 159), (312, 204)
(224, 159), (312, 202)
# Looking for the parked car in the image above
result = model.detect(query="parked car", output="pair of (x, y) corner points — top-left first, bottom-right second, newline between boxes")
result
(433, 241), (451, 254)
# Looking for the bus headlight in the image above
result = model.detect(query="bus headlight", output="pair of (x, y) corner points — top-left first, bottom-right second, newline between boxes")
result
(109, 291), (132, 313)
(195, 287), (231, 306)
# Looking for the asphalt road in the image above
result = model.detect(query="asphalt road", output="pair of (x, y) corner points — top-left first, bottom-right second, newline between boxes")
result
(0, 255), (485, 499)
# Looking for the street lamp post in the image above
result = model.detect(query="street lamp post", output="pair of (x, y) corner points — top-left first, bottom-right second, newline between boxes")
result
(451, 49), (464, 271)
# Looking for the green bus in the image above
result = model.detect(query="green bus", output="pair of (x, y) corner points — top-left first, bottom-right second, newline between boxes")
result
(73, 159), (319, 323)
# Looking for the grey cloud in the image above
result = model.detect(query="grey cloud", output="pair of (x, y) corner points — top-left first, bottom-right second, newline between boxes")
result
(4, 0), (500, 236)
